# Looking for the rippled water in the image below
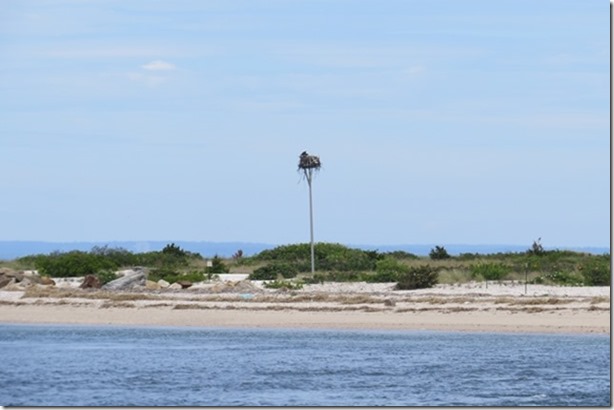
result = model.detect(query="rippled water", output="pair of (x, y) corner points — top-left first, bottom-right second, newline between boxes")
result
(0, 324), (609, 406)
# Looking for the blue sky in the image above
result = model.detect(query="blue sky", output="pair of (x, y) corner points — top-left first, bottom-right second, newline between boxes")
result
(0, 0), (609, 248)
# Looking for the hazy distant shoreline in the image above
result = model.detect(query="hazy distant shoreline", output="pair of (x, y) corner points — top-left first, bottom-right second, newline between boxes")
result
(0, 240), (609, 260)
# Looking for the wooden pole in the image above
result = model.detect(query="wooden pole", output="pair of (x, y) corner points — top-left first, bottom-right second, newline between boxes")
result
(298, 152), (320, 275)
(306, 169), (315, 274)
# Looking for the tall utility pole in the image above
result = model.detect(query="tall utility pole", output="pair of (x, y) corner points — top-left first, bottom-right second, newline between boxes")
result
(298, 151), (321, 274)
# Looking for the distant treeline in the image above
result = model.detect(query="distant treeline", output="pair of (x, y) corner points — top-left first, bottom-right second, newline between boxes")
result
(0, 241), (272, 260)
(0, 240), (608, 260)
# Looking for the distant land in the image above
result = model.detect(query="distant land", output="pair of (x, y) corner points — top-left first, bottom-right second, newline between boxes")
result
(0, 241), (609, 260)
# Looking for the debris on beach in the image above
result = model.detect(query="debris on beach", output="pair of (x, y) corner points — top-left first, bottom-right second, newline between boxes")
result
(211, 280), (262, 294)
(0, 269), (55, 289)
(102, 269), (146, 290)
(145, 280), (161, 290)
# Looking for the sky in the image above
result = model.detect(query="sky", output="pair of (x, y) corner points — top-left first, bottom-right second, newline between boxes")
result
(0, 0), (610, 248)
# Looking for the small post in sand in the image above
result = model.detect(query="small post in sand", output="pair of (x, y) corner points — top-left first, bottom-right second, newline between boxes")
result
(524, 262), (529, 295)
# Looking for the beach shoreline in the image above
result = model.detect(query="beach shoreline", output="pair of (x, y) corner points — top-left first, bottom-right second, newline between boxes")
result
(0, 281), (609, 334)
(0, 304), (609, 334)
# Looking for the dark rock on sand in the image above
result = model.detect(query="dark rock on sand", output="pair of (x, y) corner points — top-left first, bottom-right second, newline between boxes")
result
(177, 280), (193, 289)
(2, 270), (24, 282)
(0, 276), (14, 289)
(40, 276), (56, 286)
(80, 275), (102, 289)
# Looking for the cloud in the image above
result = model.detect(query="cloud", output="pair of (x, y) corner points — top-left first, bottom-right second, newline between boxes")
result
(141, 60), (176, 71)
(124, 59), (177, 87)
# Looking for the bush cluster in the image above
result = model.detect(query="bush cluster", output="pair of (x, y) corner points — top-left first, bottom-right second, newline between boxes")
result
(249, 263), (298, 280)
(253, 243), (378, 272)
(206, 255), (230, 274)
(381, 250), (419, 260)
(11, 240), (609, 290)
(23, 243), (204, 278)
(365, 258), (408, 283)
(263, 280), (304, 290)
(148, 269), (206, 284)
(96, 269), (119, 285)
(579, 257), (610, 286)
(33, 251), (118, 277)
(429, 246), (450, 260)
(395, 266), (439, 290)
(531, 271), (583, 286)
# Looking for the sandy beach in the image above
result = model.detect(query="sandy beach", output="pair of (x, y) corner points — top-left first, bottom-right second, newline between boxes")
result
(0, 280), (610, 334)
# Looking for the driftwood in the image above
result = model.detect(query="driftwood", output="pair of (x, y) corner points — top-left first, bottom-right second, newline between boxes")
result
(102, 271), (146, 290)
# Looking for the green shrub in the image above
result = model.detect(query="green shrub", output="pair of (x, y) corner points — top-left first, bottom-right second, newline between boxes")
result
(580, 257), (611, 286)
(381, 250), (419, 260)
(365, 258), (407, 282)
(135, 243), (202, 270)
(363, 250), (383, 262)
(395, 265), (439, 290)
(148, 267), (180, 283)
(35, 251), (118, 277)
(249, 263), (298, 280)
(206, 255), (230, 274)
(148, 268), (206, 284)
(96, 269), (119, 285)
(90, 246), (138, 267)
(15, 255), (40, 269)
(470, 262), (512, 281)
(161, 243), (189, 258)
(263, 280), (304, 290)
(178, 271), (207, 283)
(302, 273), (327, 284)
(365, 271), (399, 283)
(137, 251), (188, 269)
(532, 271), (583, 286)
(253, 243), (376, 272)
(429, 246), (450, 260)
(525, 249), (586, 273)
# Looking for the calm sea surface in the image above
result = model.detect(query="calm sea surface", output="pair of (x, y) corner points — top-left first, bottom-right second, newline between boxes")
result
(0, 324), (609, 406)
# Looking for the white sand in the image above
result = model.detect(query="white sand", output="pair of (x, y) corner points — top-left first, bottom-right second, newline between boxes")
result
(0, 281), (609, 334)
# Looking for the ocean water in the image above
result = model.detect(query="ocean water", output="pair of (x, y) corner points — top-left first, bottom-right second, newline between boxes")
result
(0, 324), (609, 406)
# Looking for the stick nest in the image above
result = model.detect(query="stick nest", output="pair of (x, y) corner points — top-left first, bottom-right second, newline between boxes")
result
(298, 151), (322, 170)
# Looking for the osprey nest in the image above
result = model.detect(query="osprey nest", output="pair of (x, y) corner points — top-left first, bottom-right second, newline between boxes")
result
(298, 151), (322, 171)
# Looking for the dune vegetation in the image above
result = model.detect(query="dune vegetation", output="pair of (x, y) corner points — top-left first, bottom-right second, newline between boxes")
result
(1, 240), (610, 291)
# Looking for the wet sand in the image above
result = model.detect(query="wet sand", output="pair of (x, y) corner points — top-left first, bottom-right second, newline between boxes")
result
(0, 303), (609, 334)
